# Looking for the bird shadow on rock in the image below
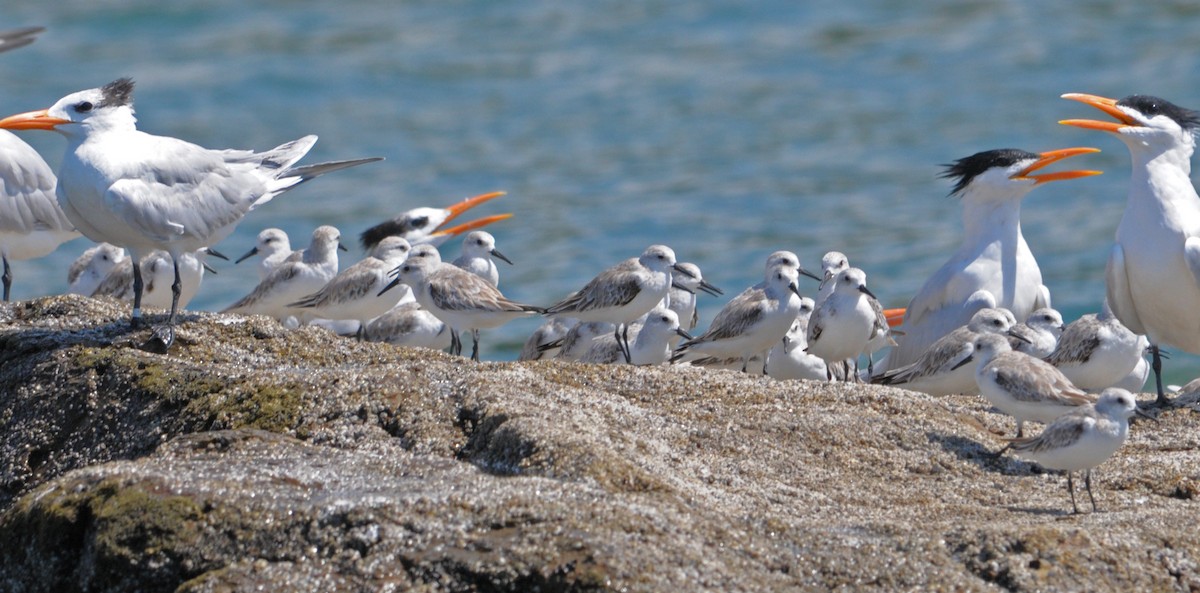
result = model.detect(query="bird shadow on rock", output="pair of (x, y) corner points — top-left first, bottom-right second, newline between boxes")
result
(926, 431), (1038, 476)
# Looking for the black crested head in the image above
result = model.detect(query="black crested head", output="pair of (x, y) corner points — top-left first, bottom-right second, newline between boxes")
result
(1117, 95), (1200, 131)
(99, 78), (135, 108)
(940, 148), (1039, 197)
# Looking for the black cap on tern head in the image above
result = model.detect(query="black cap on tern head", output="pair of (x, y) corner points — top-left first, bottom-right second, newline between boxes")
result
(99, 78), (135, 109)
(1117, 95), (1200, 132)
(940, 148), (1039, 197)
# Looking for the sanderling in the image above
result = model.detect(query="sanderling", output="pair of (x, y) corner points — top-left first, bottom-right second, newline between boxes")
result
(66, 243), (126, 296)
(363, 302), (452, 351)
(544, 245), (683, 363)
(450, 230), (512, 288)
(806, 267), (883, 381)
(288, 236), (412, 339)
(518, 317), (574, 361)
(234, 228), (293, 280)
(1007, 387), (1153, 513)
(872, 307), (1023, 396)
(223, 226), (342, 322)
(580, 308), (690, 365)
(960, 332), (1095, 438)
(1046, 300), (1149, 392)
(666, 261), (723, 338)
(672, 264), (803, 373)
(1010, 307), (1064, 358)
(390, 253), (542, 361)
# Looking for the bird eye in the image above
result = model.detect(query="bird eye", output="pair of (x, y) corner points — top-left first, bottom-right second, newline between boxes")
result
(413, 216), (429, 228)
(75, 101), (93, 113)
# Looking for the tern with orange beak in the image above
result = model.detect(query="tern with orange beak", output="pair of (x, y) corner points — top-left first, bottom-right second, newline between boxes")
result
(879, 148), (1102, 373)
(359, 190), (509, 250)
(1061, 93), (1200, 406)
(0, 78), (380, 347)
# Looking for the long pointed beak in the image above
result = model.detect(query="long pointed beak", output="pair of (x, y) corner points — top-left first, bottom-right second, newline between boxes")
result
(697, 279), (723, 297)
(437, 190), (506, 229)
(426, 213), (513, 243)
(203, 262), (218, 275)
(790, 282), (803, 298)
(1014, 147), (1103, 185)
(1059, 93), (1140, 133)
(377, 276), (403, 297)
(235, 246), (260, 264)
(858, 285), (877, 300)
(0, 108), (72, 131)
(490, 248), (514, 266)
(950, 353), (975, 371)
(798, 267), (821, 282)
(884, 307), (906, 328)
(205, 247), (229, 261)
(1006, 328), (1032, 344)
(338, 242), (348, 252)
(675, 328), (694, 340)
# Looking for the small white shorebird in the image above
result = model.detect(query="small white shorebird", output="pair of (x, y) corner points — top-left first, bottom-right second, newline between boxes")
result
(1007, 388), (1154, 514)
(518, 317), (574, 361)
(1061, 93), (1200, 405)
(672, 264), (803, 373)
(765, 297), (833, 382)
(872, 307), (1024, 396)
(67, 243), (127, 297)
(387, 251), (542, 361)
(450, 230), (512, 288)
(362, 301), (451, 351)
(580, 308), (691, 366)
(288, 236), (412, 339)
(1046, 300), (1148, 393)
(806, 267), (884, 381)
(1010, 307), (1064, 358)
(94, 247), (226, 311)
(549, 321), (615, 362)
(0, 78), (379, 345)
(359, 191), (510, 250)
(884, 147), (1101, 372)
(816, 251), (849, 306)
(544, 245), (685, 364)
(223, 226), (342, 322)
(959, 333), (1095, 439)
(666, 261), (723, 339)
(234, 228), (293, 280)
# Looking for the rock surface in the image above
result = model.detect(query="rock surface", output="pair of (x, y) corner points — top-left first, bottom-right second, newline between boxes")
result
(1, 295), (1199, 592)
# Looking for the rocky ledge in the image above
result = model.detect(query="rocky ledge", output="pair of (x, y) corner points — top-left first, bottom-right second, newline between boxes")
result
(1, 295), (1198, 592)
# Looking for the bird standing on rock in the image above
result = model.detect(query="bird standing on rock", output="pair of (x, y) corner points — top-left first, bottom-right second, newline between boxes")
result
(1061, 93), (1200, 405)
(0, 78), (380, 348)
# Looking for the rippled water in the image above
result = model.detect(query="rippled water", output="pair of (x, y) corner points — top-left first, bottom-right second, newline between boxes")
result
(5, 1), (1200, 382)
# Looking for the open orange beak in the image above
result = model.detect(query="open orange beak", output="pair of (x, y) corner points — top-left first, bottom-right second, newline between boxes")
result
(437, 191), (506, 230)
(1013, 147), (1102, 185)
(1059, 93), (1140, 133)
(429, 213), (513, 240)
(0, 108), (71, 130)
(884, 308), (906, 328)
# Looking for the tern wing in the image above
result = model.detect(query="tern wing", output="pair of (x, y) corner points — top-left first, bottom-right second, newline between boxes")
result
(0, 131), (74, 234)
(1104, 243), (1145, 335)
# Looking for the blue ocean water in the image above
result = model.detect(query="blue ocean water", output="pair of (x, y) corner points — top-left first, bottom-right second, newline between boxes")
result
(4, 1), (1200, 383)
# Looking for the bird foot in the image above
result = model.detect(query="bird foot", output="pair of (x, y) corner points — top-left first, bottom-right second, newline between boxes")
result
(140, 324), (176, 354)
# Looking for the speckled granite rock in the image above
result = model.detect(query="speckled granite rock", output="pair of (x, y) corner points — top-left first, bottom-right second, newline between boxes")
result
(1, 295), (1198, 592)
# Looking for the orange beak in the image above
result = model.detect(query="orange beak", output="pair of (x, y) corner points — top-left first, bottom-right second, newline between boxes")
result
(0, 108), (71, 130)
(884, 308), (906, 328)
(1013, 146), (1103, 185)
(429, 213), (513, 240)
(1059, 93), (1140, 133)
(437, 191), (506, 229)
